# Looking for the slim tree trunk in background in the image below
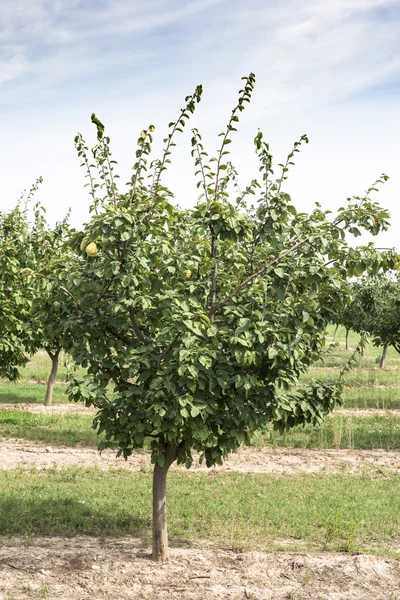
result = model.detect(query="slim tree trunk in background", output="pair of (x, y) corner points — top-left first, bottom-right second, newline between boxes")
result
(44, 349), (60, 406)
(360, 343), (364, 358)
(333, 323), (339, 340)
(345, 329), (349, 350)
(152, 445), (178, 562)
(379, 345), (388, 369)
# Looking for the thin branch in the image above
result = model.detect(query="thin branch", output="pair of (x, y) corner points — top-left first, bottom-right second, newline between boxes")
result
(129, 308), (153, 345)
(60, 286), (79, 305)
(215, 238), (306, 312)
(191, 129), (209, 203)
(130, 131), (149, 205)
(60, 287), (133, 346)
(209, 231), (218, 321)
(105, 152), (117, 210)
(156, 332), (181, 372)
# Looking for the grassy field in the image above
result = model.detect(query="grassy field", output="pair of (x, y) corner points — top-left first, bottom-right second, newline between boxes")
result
(0, 381), (69, 404)
(0, 325), (399, 559)
(2, 409), (400, 450)
(0, 467), (399, 555)
(0, 409), (99, 446)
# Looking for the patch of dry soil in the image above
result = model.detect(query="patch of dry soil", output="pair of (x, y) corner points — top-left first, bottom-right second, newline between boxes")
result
(1, 440), (400, 476)
(0, 536), (398, 600)
(2, 403), (400, 419)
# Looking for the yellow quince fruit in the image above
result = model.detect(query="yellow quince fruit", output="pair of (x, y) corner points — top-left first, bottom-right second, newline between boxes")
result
(86, 242), (98, 257)
(184, 269), (192, 278)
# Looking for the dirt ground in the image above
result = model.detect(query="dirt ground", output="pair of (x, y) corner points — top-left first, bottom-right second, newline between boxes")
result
(2, 402), (400, 418)
(0, 535), (399, 600)
(1, 439), (400, 476)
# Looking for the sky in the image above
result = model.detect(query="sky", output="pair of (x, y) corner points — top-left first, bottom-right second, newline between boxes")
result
(1, 0), (399, 248)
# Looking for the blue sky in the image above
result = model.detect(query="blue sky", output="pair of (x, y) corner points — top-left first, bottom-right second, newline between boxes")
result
(1, 0), (399, 247)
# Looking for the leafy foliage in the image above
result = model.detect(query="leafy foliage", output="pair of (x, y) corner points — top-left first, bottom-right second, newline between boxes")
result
(63, 75), (394, 472)
(28, 205), (74, 357)
(0, 180), (43, 380)
(0, 180), (75, 398)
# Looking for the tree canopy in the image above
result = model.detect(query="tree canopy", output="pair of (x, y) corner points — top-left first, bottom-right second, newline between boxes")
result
(61, 74), (394, 560)
(342, 275), (400, 364)
(0, 181), (44, 380)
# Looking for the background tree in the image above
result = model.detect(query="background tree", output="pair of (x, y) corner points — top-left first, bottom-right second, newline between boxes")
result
(342, 276), (400, 367)
(0, 183), (75, 402)
(28, 205), (74, 404)
(63, 75), (394, 562)
(0, 182), (42, 380)
(340, 284), (365, 351)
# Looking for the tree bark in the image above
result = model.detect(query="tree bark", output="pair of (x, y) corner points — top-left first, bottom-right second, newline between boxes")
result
(44, 349), (60, 406)
(345, 329), (349, 350)
(333, 323), (339, 340)
(152, 445), (178, 562)
(379, 345), (388, 369)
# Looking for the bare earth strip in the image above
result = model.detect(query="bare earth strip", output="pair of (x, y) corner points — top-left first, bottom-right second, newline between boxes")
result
(1, 440), (400, 476)
(0, 536), (399, 600)
(2, 403), (400, 419)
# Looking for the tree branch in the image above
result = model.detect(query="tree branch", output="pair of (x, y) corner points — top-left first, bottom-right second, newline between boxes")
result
(61, 286), (136, 347)
(60, 286), (79, 305)
(209, 230), (218, 321)
(215, 237), (306, 312)
(129, 308), (153, 345)
(156, 332), (181, 372)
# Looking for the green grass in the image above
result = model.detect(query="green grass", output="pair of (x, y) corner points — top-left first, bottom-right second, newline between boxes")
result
(20, 352), (69, 382)
(0, 410), (100, 447)
(1, 409), (400, 451)
(342, 387), (400, 409)
(10, 351), (86, 383)
(256, 414), (400, 450)
(301, 367), (400, 387)
(0, 381), (69, 404)
(316, 354), (400, 369)
(0, 467), (399, 555)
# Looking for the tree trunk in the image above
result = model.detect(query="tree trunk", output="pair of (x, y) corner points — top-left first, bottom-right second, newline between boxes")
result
(379, 345), (388, 369)
(345, 329), (349, 350)
(44, 349), (60, 406)
(333, 323), (339, 340)
(360, 343), (364, 358)
(152, 445), (178, 562)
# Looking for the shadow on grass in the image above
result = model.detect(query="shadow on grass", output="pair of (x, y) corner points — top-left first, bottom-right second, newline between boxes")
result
(0, 496), (150, 537)
(0, 393), (43, 405)
(0, 410), (99, 447)
(0, 384), (68, 405)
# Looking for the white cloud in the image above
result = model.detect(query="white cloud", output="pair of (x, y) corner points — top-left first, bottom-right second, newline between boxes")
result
(0, 0), (399, 247)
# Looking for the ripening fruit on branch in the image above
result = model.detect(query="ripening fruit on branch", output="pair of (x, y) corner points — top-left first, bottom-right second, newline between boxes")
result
(392, 255), (400, 270)
(86, 242), (98, 257)
(184, 269), (192, 278)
